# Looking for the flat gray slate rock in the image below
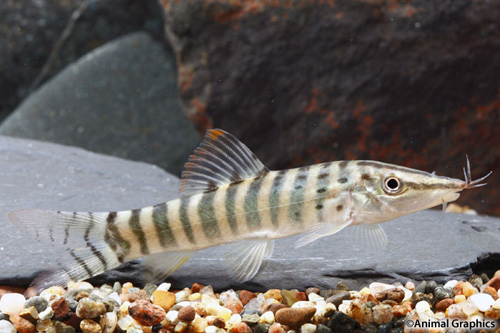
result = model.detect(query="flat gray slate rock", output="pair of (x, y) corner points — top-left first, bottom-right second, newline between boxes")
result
(1, 135), (499, 291)
(0, 32), (200, 177)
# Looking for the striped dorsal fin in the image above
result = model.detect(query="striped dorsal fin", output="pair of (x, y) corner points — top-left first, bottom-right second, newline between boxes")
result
(179, 129), (269, 196)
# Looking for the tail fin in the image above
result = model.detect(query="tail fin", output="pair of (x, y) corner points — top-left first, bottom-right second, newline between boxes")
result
(8, 209), (122, 290)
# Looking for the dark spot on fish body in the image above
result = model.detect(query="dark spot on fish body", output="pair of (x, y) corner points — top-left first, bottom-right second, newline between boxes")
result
(336, 205), (343, 211)
(179, 198), (196, 244)
(297, 175), (307, 180)
(318, 173), (329, 179)
(295, 185), (303, 190)
(198, 191), (221, 238)
(338, 160), (349, 169)
(338, 177), (348, 184)
(321, 162), (332, 169)
(153, 203), (177, 248)
(361, 173), (371, 181)
(317, 188), (326, 193)
(315, 204), (324, 210)
(129, 209), (150, 255)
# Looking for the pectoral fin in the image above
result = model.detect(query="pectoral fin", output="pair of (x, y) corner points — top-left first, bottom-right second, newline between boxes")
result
(348, 224), (388, 250)
(224, 239), (272, 282)
(294, 218), (353, 249)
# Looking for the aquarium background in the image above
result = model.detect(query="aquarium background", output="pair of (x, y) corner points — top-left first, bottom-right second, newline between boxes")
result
(0, 0), (498, 215)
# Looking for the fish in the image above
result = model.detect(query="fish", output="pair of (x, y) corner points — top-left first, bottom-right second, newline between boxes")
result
(7, 129), (492, 289)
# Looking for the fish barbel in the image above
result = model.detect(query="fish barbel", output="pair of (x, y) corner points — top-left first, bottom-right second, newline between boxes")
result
(8, 129), (492, 289)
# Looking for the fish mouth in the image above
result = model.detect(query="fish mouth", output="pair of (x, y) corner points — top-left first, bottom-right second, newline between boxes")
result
(442, 192), (461, 203)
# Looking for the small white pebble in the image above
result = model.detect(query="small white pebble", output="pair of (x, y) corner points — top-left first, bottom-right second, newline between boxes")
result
(157, 282), (171, 291)
(369, 282), (393, 294)
(108, 292), (122, 305)
(120, 301), (131, 317)
(415, 301), (434, 321)
(205, 326), (218, 333)
(493, 298), (500, 309)
(444, 280), (458, 290)
(206, 302), (222, 316)
(117, 315), (133, 330)
(261, 311), (275, 324)
(176, 290), (190, 303)
(166, 310), (179, 322)
(461, 300), (479, 316)
(300, 323), (317, 333)
(0, 293), (26, 315)
(307, 292), (324, 302)
(359, 287), (372, 296)
(176, 301), (192, 307)
(228, 313), (242, 326)
(469, 293), (495, 312)
(39, 307), (54, 320)
(0, 320), (16, 333)
(292, 301), (316, 308)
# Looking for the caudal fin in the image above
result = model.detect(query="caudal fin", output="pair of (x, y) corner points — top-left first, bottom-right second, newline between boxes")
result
(8, 209), (122, 290)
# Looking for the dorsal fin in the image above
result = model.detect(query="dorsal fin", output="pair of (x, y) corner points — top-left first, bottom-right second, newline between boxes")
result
(179, 129), (269, 196)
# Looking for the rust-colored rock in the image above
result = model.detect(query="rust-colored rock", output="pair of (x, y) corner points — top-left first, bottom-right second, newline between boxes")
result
(435, 298), (454, 312)
(128, 300), (166, 326)
(178, 305), (196, 322)
(239, 290), (257, 305)
(275, 307), (316, 327)
(484, 286), (498, 300)
(484, 275), (500, 291)
(231, 322), (252, 333)
(191, 283), (205, 293)
(51, 297), (70, 320)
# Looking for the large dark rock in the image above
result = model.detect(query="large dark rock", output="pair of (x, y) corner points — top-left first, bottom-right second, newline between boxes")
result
(162, 0), (500, 215)
(1, 136), (499, 291)
(0, 32), (200, 176)
(0, 0), (164, 122)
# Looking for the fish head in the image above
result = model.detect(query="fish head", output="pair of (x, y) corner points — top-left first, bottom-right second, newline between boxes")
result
(351, 160), (490, 223)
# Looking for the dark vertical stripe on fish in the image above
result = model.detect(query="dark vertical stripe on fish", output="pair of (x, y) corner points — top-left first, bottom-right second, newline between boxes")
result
(269, 170), (287, 227)
(244, 174), (267, 230)
(106, 212), (131, 259)
(289, 167), (309, 224)
(225, 184), (239, 235)
(179, 197), (196, 244)
(129, 209), (150, 255)
(153, 203), (177, 248)
(198, 191), (220, 239)
(84, 212), (108, 270)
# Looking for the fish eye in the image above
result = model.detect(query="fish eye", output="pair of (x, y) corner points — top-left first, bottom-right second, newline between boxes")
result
(383, 176), (402, 194)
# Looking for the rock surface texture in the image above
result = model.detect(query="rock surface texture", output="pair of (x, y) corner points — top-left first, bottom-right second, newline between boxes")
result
(1, 136), (499, 290)
(162, 0), (500, 215)
(0, 32), (200, 176)
(0, 0), (164, 121)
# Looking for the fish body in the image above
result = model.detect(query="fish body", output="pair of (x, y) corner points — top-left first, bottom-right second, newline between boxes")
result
(8, 129), (491, 289)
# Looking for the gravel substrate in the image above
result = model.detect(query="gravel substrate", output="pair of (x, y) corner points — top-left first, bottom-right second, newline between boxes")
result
(0, 273), (499, 333)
